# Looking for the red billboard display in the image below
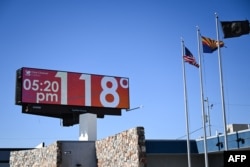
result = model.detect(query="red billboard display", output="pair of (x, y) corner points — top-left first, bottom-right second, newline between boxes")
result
(16, 67), (130, 109)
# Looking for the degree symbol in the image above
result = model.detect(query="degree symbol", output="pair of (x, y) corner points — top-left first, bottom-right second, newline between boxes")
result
(120, 78), (128, 88)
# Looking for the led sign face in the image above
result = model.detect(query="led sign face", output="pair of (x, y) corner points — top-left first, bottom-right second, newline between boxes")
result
(17, 67), (130, 109)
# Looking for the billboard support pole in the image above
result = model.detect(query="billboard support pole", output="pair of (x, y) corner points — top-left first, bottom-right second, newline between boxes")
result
(79, 113), (97, 141)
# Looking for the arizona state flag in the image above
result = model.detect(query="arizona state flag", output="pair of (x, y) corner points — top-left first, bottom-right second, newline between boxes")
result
(202, 36), (224, 53)
(221, 20), (250, 38)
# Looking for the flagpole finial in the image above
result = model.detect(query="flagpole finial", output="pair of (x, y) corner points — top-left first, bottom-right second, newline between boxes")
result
(196, 26), (200, 31)
(215, 12), (219, 18)
(181, 36), (184, 42)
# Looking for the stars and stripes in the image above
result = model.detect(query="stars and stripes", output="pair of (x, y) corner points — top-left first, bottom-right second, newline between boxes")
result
(183, 47), (199, 68)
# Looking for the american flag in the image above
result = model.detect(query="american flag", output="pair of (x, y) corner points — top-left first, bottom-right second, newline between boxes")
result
(183, 47), (199, 68)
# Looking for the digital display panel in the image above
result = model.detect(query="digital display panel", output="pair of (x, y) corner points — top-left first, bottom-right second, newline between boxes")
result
(17, 67), (130, 109)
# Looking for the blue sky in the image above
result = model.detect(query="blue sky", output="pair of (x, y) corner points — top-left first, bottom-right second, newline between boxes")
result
(0, 0), (249, 148)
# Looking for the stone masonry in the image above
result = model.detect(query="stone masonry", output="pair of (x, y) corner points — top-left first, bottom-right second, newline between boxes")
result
(95, 126), (147, 167)
(9, 127), (146, 167)
(9, 141), (61, 167)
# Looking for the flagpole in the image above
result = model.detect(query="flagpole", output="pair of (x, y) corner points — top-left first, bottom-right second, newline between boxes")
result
(215, 13), (228, 151)
(181, 38), (192, 167)
(197, 27), (209, 167)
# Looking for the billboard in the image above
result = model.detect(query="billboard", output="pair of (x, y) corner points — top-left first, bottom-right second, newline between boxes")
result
(16, 67), (129, 109)
(15, 67), (130, 126)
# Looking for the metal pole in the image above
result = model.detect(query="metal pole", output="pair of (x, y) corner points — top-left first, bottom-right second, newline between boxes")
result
(205, 97), (212, 136)
(215, 13), (228, 151)
(197, 27), (209, 167)
(207, 97), (212, 136)
(181, 38), (192, 167)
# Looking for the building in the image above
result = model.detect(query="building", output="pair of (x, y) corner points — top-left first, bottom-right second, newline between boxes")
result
(1, 124), (250, 167)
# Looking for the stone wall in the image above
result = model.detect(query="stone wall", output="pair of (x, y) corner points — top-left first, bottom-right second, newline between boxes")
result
(95, 126), (147, 167)
(9, 141), (61, 167)
(9, 127), (147, 167)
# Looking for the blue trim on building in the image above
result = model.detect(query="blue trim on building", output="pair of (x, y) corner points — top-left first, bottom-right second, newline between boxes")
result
(146, 140), (198, 154)
(146, 129), (250, 154)
(0, 148), (32, 163)
(196, 129), (250, 153)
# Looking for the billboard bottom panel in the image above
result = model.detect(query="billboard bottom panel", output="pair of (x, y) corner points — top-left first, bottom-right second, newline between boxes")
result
(22, 104), (121, 126)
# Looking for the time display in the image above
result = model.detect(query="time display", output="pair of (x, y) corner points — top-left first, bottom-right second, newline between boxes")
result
(21, 67), (129, 109)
